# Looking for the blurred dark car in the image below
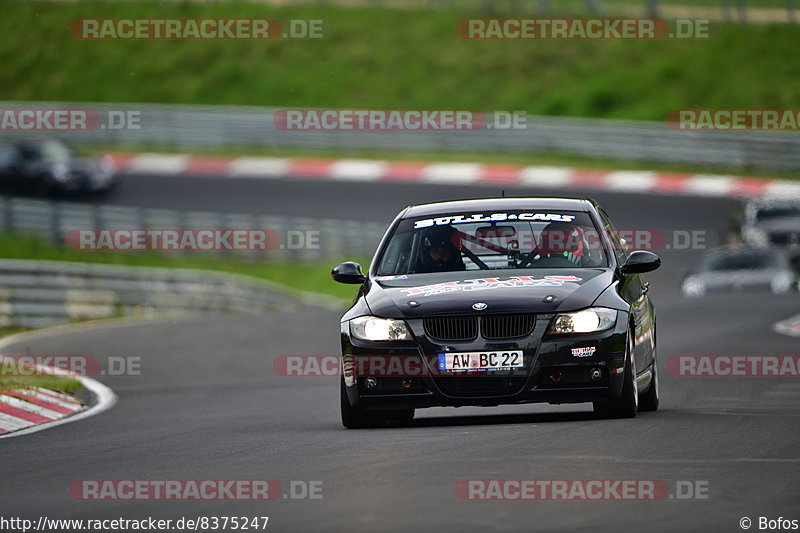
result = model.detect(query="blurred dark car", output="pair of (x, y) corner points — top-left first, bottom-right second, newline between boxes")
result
(681, 246), (796, 298)
(0, 139), (117, 196)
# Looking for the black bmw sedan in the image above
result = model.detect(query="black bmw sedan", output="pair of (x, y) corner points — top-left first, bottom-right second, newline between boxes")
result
(333, 197), (660, 428)
(0, 140), (117, 195)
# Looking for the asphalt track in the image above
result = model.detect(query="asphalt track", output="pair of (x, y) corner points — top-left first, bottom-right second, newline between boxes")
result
(2, 172), (799, 533)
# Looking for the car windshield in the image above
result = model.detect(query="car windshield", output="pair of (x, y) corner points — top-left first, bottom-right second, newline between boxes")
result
(700, 251), (783, 272)
(755, 205), (800, 221)
(376, 210), (609, 275)
(19, 141), (71, 163)
(40, 141), (72, 162)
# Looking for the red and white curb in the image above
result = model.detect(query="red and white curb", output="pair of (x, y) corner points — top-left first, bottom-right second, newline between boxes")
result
(0, 387), (85, 435)
(109, 153), (800, 199)
(0, 330), (116, 439)
(774, 314), (800, 338)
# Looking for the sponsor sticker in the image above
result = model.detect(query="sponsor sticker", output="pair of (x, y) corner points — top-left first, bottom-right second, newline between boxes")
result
(374, 275), (409, 281)
(414, 212), (576, 229)
(402, 276), (582, 297)
(571, 347), (597, 358)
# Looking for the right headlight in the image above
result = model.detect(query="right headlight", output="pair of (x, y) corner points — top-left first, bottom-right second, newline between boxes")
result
(350, 316), (413, 341)
(547, 308), (617, 335)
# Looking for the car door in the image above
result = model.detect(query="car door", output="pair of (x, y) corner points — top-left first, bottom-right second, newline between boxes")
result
(599, 209), (652, 378)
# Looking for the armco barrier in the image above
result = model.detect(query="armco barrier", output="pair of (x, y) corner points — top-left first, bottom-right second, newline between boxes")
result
(0, 195), (384, 327)
(0, 259), (306, 328)
(0, 195), (386, 261)
(1, 102), (799, 171)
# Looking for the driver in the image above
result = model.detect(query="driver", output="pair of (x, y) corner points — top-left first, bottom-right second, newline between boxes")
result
(417, 225), (466, 273)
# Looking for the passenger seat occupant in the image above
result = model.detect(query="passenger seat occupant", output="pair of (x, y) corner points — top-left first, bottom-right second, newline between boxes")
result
(534, 221), (586, 268)
(417, 225), (466, 273)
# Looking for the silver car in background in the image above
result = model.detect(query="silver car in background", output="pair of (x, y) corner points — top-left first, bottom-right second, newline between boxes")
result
(741, 199), (800, 248)
(681, 246), (796, 298)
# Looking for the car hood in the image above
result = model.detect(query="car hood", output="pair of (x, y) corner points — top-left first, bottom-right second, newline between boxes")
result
(364, 269), (615, 318)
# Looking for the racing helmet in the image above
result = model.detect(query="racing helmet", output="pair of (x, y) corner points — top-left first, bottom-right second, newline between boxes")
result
(417, 225), (465, 272)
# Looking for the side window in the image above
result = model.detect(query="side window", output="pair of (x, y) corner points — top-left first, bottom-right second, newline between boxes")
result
(0, 146), (16, 167)
(599, 209), (628, 265)
(377, 231), (413, 275)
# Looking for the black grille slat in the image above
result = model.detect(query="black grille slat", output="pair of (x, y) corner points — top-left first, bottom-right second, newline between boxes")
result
(424, 316), (478, 342)
(423, 314), (535, 341)
(481, 314), (536, 339)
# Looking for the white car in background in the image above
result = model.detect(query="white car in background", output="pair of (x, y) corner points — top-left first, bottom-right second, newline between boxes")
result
(681, 246), (796, 298)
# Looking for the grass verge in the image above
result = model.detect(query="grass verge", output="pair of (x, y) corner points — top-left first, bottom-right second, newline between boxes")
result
(0, 1), (796, 121)
(0, 358), (84, 394)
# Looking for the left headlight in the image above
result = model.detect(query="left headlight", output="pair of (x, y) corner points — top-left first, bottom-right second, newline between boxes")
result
(350, 316), (413, 341)
(548, 308), (617, 335)
(744, 227), (768, 246)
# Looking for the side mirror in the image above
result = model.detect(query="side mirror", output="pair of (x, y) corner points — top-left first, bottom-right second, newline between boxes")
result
(332, 261), (366, 284)
(621, 251), (661, 275)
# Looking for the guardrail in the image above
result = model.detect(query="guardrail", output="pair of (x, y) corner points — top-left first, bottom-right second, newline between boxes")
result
(0, 194), (383, 326)
(2, 102), (799, 171)
(0, 195), (386, 261)
(0, 259), (306, 328)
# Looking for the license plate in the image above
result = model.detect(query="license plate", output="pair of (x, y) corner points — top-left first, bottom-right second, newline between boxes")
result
(438, 351), (524, 372)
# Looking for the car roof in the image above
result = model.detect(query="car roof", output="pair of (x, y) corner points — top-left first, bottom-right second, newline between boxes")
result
(402, 197), (593, 218)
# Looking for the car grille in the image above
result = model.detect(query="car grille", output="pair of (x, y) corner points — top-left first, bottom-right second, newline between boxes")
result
(436, 376), (527, 396)
(424, 316), (478, 341)
(482, 314), (536, 339)
(423, 314), (536, 341)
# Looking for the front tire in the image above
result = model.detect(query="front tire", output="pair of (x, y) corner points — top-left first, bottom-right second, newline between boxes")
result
(594, 330), (638, 419)
(638, 354), (659, 412)
(340, 378), (386, 429)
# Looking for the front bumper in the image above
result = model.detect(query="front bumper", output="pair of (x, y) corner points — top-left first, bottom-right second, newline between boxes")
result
(341, 313), (629, 411)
